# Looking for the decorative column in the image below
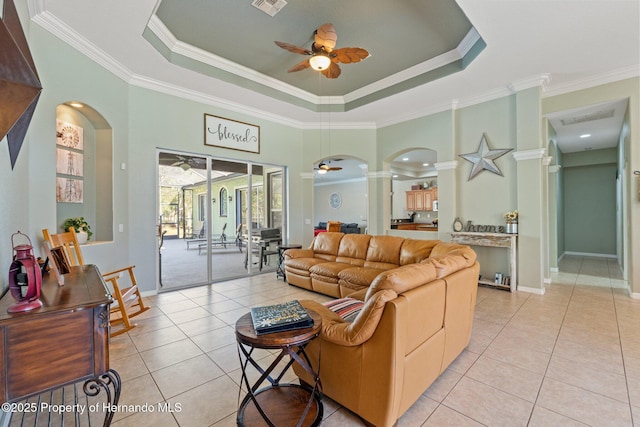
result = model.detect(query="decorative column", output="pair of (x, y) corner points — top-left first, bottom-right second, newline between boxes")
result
(434, 161), (458, 241)
(513, 148), (546, 294)
(547, 164), (561, 273)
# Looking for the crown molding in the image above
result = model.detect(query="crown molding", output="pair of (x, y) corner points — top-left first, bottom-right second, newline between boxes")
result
(435, 161), (459, 171)
(368, 170), (392, 179)
(549, 165), (561, 173)
(30, 9), (133, 82)
(344, 27), (481, 104)
(129, 75), (305, 129)
(26, 3), (640, 134)
(512, 148), (546, 161)
(508, 74), (551, 94)
(543, 65), (640, 97)
(147, 15), (325, 106)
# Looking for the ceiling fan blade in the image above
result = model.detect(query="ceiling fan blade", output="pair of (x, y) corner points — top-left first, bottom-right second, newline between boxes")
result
(170, 161), (182, 167)
(288, 59), (311, 73)
(331, 47), (370, 64)
(274, 41), (311, 55)
(328, 167), (342, 171)
(314, 23), (337, 51)
(322, 62), (341, 79)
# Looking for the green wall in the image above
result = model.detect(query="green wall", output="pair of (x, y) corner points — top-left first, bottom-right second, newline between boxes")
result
(1, 0), (638, 297)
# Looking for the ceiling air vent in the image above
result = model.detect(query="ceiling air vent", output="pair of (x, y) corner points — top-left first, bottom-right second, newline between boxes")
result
(560, 109), (615, 126)
(251, 0), (287, 17)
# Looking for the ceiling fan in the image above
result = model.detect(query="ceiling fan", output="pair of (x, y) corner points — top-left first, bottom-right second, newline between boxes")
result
(315, 160), (343, 174)
(170, 155), (203, 171)
(274, 23), (369, 79)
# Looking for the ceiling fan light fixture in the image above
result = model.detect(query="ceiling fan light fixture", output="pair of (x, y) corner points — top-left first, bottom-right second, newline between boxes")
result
(310, 54), (331, 71)
(317, 168), (327, 174)
(180, 162), (191, 171)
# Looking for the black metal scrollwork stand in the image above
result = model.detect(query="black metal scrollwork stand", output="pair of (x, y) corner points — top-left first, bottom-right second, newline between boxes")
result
(83, 369), (122, 427)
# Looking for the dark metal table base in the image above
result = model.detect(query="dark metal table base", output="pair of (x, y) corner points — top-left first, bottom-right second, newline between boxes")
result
(236, 341), (322, 426)
(8, 369), (122, 427)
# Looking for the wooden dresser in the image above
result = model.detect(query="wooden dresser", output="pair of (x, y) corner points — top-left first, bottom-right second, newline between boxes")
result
(0, 264), (119, 411)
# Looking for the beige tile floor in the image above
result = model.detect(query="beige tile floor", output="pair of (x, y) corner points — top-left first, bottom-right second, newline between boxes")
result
(102, 255), (640, 426)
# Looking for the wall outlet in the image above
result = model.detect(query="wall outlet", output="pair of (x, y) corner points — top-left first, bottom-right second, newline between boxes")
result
(118, 224), (124, 232)
(305, 218), (311, 225)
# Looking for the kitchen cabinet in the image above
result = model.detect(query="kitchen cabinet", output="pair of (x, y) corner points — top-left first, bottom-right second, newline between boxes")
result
(405, 188), (438, 211)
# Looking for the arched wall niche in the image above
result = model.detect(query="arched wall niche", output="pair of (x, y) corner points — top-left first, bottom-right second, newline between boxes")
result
(55, 102), (113, 242)
(386, 148), (438, 223)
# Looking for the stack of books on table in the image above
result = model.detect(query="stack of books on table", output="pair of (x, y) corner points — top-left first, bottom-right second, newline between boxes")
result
(250, 300), (313, 334)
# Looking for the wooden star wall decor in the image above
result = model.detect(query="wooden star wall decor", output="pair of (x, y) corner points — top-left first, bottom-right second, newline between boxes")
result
(0, 0), (43, 169)
(459, 134), (512, 180)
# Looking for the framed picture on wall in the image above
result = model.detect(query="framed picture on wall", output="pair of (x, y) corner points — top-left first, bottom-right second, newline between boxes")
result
(56, 148), (83, 176)
(56, 177), (83, 203)
(56, 120), (83, 150)
(204, 114), (260, 154)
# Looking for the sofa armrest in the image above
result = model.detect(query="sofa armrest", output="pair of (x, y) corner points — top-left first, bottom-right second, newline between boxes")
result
(301, 289), (396, 347)
(344, 288), (368, 301)
(284, 248), (314, 259)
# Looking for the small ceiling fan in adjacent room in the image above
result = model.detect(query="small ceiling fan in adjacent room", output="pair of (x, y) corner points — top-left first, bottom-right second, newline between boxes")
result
(315, 160), (343, 174)
(170, 155), (204, 171)
(275, 23), (369, 79)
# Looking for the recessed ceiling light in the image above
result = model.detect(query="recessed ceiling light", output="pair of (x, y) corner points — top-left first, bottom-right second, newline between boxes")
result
(422, 163), (429, 167)
(580, 134), (591, 138)
(402, 157), (409, 161)
(392, 174), (398, 178)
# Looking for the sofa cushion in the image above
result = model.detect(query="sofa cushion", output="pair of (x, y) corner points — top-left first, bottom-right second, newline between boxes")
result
(338, 266), (387, 287)
(366, 235), (404, 266)
(323, 298), (364, 322)
(311, 232), (344, 261)
(336, 234), (371, 264)
(400, 239), (440, 265)
(423, 243), (478, 279)
(309, 262), (354, 283)
(365, 263), (438, 300)
(430, 242), (475, 258)
(285, 257), (329, 276)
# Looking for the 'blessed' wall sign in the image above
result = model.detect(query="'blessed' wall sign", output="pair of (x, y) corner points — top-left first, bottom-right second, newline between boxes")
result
(205, 114), (260, 154)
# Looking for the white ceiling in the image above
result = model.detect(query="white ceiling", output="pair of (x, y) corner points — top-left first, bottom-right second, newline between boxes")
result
(29, 0), (639, 172)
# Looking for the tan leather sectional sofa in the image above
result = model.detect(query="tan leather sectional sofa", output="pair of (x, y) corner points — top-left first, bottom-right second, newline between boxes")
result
(283, 232), (479, 427)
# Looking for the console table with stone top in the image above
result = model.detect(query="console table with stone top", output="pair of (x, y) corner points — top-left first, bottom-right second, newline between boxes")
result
(451, 232), (517, 292)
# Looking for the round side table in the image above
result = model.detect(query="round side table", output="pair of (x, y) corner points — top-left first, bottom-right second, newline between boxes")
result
(235, 308), (323, 426)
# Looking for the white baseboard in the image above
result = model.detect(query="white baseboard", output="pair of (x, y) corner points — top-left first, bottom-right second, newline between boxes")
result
(517, 285), (545, 295)
(563, 251), (617, 259)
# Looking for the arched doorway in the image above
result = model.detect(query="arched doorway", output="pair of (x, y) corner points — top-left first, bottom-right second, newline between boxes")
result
(313, 156), (368, 234)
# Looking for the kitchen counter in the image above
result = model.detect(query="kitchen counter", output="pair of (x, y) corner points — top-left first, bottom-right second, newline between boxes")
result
(390, 223), (438, 231)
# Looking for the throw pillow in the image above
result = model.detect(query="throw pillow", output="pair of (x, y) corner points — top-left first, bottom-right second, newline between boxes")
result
(323, 297), (364, 322)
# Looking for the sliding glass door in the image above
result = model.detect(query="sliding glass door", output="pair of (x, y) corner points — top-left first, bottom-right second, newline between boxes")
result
(158, 150), (285, 290)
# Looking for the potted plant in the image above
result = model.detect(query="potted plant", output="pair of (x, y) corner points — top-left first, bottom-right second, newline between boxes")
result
(503, 210), (518, 234)
(63, 217), (93, 243)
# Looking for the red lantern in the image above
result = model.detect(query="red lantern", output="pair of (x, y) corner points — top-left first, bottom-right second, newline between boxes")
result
(7, 231), (43, 313)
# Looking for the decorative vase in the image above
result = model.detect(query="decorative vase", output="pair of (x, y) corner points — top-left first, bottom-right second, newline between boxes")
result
(506, 221), (518, 234)
(76, 230), (88, 244)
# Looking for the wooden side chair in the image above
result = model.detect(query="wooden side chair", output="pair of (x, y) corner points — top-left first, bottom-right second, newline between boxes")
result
(327, 221), (341, 232)
(42, 228), (150, 336)
(42, 227), (85, 266)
